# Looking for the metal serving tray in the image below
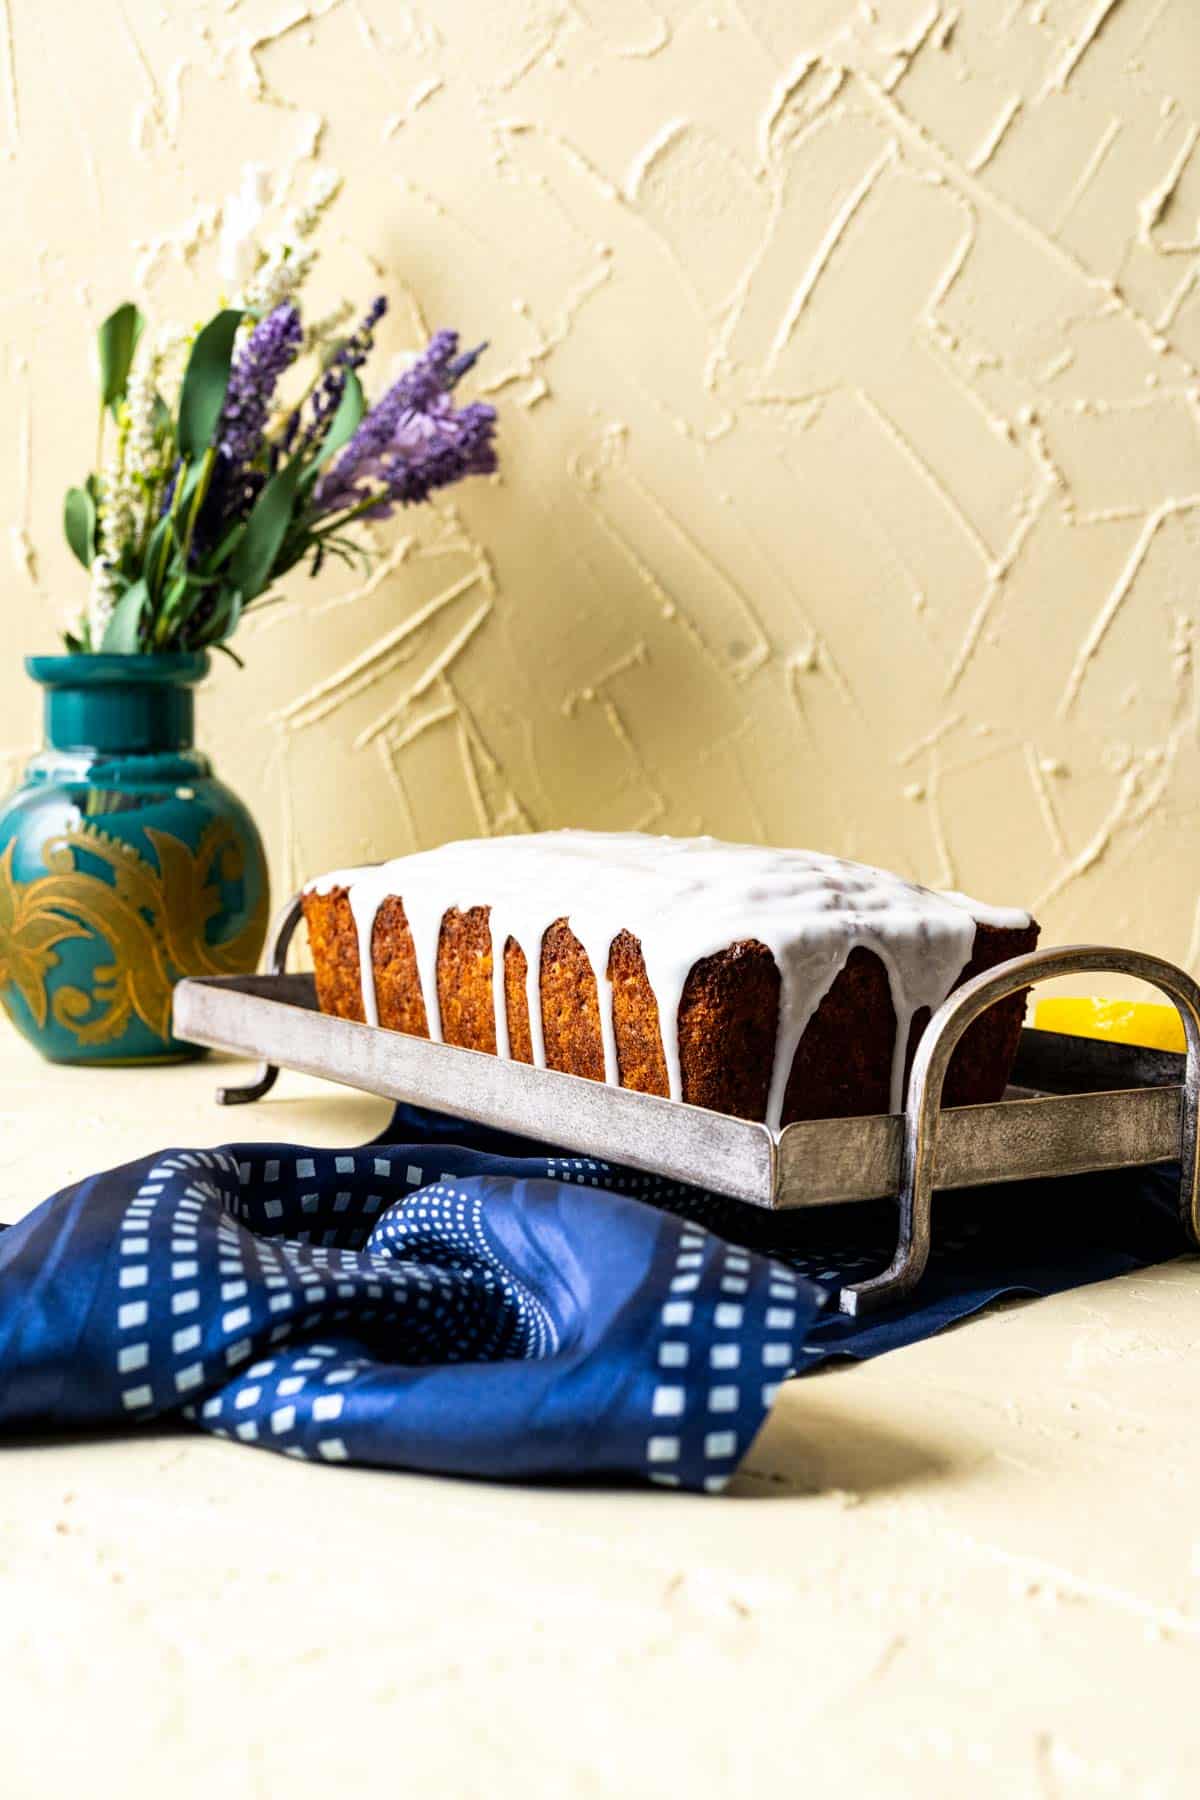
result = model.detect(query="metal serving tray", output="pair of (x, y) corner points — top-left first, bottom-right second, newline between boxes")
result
(172, 898), (1200, 1317)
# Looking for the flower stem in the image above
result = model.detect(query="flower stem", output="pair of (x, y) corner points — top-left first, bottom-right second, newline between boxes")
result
(306, 487), (390, 539)
(150, 457), (188, 616)
(180, 447), (215, 569)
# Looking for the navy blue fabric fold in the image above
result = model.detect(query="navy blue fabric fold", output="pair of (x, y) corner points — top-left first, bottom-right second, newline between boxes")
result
(0, 1121), (821, 1492)
(0, 1102), (1188, 1492)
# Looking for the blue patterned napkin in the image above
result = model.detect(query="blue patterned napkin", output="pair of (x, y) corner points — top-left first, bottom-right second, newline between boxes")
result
(0, 1103), (1185, 1492)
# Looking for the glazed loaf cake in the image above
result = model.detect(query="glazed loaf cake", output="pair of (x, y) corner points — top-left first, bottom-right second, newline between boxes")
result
(302, 832), (1039, 1128)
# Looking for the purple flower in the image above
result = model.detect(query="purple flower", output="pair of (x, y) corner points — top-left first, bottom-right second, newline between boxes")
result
(314, 329), (497, 519)
(219, 303), (302, 467)
(183, 302), (303, 547)
(444, 340), (487, 387)
(289, 295), (388, 456)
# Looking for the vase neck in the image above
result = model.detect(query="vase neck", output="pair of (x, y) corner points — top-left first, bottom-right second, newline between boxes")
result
(27, 653), (210, 754)
(44, 679), (195, 753)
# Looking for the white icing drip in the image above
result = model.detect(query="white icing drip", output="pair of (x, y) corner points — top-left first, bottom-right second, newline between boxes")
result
(523, 933), (546, 1069)
(490, 909), (511, 1062)
(637, 931), (688, 1102)
(572, 917), (620, 1086)
(348, 885), (380, 1028)
(398, 886), (445, 1043)
(306, 832), (1031, 1129)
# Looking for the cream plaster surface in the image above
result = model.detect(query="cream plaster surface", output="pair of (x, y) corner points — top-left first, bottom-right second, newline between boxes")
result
(3, 1037), (1200, 1797)
(0, 0), (1197, 969)
(3, 10), (1200, 1789)
(3, 2), (1200, 1784)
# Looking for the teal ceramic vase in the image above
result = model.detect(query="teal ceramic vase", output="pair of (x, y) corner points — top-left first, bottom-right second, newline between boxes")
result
(0, 653), (269, 1065)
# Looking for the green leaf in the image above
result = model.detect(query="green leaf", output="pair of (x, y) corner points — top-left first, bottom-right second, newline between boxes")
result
(98, 303), (145, 416)
(100, 579), (148, 653)
(315, 368), (364, 467)
(228, 458), (303, 603)
(189, 583), (235, 648)
(143, 513), (175, 602)
(63, 486), (96, 568)
(173, 457), (207, 517)
(206, 586), (244, 645)
(207, 520), (246, 572)
(151, 566), (201, 648)
(176, 309), (244, 459)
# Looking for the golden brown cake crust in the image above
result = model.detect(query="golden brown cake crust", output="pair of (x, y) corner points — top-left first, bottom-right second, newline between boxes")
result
(301, 888), (1038, 1123)
(306, 884), (367, 1024)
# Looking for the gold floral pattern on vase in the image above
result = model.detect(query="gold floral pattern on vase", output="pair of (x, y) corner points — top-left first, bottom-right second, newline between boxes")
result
(0, 818), (267, 1048)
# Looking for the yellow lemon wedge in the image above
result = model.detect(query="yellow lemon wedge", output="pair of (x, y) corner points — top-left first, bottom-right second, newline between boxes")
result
(1033, 996), (1185, 1053)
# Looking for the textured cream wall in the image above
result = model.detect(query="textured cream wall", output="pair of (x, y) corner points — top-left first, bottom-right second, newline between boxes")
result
(1, 0), (1198, 969)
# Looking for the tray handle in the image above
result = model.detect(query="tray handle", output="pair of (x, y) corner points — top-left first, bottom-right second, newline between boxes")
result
(838, 944), (1200, 1317)
(215, 893), (306, 1105)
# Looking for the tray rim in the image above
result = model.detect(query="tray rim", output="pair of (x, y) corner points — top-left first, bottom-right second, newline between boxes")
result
(174, 925), (1200, 1314)
(172, 967), (1186, 1212)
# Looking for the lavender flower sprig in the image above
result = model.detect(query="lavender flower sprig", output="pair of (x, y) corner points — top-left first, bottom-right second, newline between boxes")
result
(197, 301), (304, 545)
(219, 302), (302, 470)
(314, 330), (497, 523)
(63, 265), (498, 659)
(287, 293), (388, 457)
(159, 301), (302, 533)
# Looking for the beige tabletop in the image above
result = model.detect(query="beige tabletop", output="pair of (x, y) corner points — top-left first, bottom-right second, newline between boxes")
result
(1, 1029), (1197, 1799)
